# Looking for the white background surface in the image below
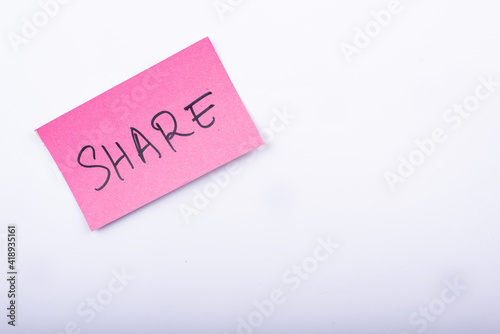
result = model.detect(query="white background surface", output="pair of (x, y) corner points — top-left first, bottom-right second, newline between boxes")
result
(1, 0), (500, 333)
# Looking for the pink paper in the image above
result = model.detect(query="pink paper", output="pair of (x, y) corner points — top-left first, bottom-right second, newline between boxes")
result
(36, 37), (263, 231)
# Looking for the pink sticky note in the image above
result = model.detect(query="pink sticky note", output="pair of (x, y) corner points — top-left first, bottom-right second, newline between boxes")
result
(36, 37), (263, 231)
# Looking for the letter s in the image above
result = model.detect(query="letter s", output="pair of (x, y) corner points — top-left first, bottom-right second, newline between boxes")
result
(281, 270), (301, 292)
(77, 145), (111, 191)
(443, 108), (462, 129)
(76, 302), (95, 323)
(409, 312), (428, 333)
